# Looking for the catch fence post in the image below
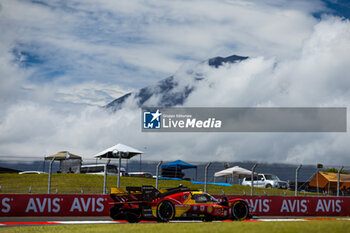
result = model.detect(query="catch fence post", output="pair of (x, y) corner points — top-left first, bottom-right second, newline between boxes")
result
(337, 166), (344, 197)
(114, 151), (123, 188)
(295, 164), (302, 196)
(48, 158), (55, 194)
(204, 162), (212, 192)
(156, 161), (163, 189)
(103, 159), (111, 194)
(251, 163), (257, 196)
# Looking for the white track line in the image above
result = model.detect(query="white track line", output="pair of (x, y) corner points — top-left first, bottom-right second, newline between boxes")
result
(252, 219), (306, 222)
(55, 221), (120, 225)
(1, 218), (350, 227)
(246, 218), (350, 222)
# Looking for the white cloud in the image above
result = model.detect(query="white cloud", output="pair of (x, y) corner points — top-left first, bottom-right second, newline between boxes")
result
(22, 81), (132, 106)
(1, 1), (350, 166)
(0, 0), (324, 92)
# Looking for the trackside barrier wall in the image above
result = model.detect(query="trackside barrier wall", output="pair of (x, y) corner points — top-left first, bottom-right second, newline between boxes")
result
(0, 194), (349, 217)
(221, 195), (350, 216)
(0, 194), (110, 216)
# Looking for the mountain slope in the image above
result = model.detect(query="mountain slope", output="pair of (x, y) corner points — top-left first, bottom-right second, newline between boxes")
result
(106, 54), (248, 111)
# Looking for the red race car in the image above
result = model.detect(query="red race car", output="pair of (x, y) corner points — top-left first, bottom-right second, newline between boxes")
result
(109, 185), (251, 223)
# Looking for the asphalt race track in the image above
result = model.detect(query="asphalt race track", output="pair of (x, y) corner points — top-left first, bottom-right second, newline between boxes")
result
(1, 217), (349, 227)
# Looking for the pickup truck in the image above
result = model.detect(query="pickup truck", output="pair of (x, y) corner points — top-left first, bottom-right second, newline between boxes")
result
(241, 173), (288, 189)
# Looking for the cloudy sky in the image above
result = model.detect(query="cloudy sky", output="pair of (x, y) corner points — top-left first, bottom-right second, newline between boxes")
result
(1, 0), (350, 165)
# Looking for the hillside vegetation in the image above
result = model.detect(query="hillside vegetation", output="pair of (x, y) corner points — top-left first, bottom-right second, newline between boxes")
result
(0, 173), (306, 196)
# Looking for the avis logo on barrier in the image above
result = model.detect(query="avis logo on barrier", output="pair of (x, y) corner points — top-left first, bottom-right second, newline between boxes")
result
(143, 109), (161, 129)
(245, 199), (270, 213)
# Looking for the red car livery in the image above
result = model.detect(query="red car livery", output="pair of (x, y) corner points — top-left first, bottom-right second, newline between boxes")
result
(109, 186), (251, 222)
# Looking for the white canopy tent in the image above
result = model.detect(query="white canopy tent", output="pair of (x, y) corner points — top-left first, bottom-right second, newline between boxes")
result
(93, 143), (143, 159)
(214, 166), (256, 184)
(93, 143), (143, 190)
(45, 151), (82, 194)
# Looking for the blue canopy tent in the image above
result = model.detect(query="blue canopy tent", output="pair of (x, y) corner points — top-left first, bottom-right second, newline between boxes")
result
(162, 160), (197, 180)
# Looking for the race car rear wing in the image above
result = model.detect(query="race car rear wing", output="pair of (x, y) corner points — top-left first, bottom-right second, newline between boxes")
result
(110, 186), (160, 202)
(110, 185), (198, 203)
(127, 186), (160, 201)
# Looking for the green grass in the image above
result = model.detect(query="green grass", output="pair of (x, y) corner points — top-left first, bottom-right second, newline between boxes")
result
(0, 220), (349, 233)
(0, 173), (307, 196)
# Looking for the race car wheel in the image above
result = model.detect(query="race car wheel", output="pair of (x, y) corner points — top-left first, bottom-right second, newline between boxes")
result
(202, 215), (213, 222)
(125, 211), (141, 223)
(266, 184), (272, 189)
(109, 205), (123, 220)
(156, 200), (175, 222)
(231, 200), (249, 221)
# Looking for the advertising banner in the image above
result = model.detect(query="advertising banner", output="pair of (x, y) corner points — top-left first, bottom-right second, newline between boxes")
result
(224, 195), (350, 216)
(1, 194), (349, 217)
(0, 194), (110, 216)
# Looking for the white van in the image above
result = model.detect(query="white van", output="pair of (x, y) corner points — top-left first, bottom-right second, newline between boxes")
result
(241, 173), (288, 189)
(80, 164), (126, 176)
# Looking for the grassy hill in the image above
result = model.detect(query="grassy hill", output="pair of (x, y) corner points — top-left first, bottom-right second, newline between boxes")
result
(0, 173), (307, 196)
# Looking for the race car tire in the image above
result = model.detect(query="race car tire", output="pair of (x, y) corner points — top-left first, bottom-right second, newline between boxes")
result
(231, 200), (249, 221)
(109, 205), (123, 220)
(125, 211), (141, 223)
(266, 184), (272, 189)
(202, 215), (213, 222)
(156, 200), (175, 222)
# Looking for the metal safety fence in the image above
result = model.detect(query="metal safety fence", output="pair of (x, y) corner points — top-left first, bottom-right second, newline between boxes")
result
(0, 156), (349, 196)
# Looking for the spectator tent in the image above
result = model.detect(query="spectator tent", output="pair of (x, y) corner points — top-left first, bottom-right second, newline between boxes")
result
(93, 144), (143, 159)
(162, 160), (197, 180)
(309, 171), (350, 194)
(45, 151), (82, 194)
(214, 166), (254, 179)
(45, 151), (82, 173)
(93, 143), (144, 190)
(214, 166), (254, 183)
